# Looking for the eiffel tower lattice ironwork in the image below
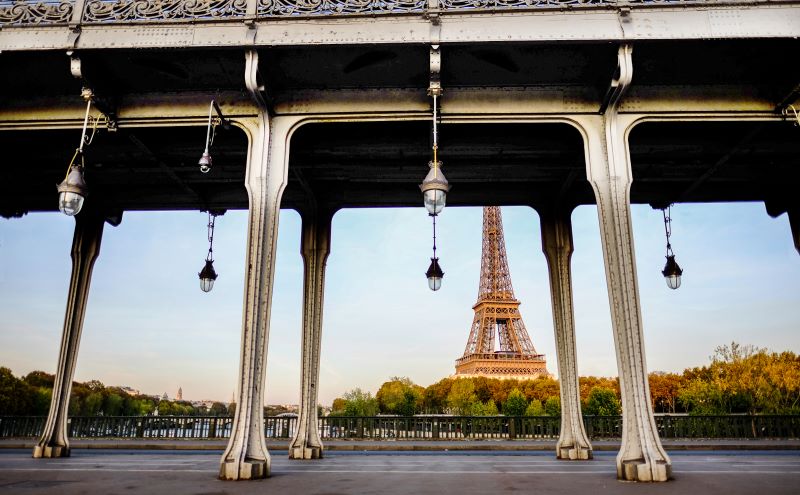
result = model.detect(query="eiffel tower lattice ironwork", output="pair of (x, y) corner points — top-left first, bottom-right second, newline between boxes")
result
(455, 207), (548, 379)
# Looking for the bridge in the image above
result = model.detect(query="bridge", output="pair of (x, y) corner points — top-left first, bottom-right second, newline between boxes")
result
(1, 0), (799, 483)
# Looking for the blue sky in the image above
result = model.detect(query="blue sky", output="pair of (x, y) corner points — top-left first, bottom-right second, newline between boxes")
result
(1, 202), (798, 405)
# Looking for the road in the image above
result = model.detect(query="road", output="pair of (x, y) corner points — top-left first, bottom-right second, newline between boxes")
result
(0, 449), (798, 494)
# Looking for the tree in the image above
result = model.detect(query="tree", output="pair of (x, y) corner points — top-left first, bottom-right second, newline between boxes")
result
(678, 378), (727, 415)
(23, 371), (54, 389)
(84, 392), (104, 416)
(649, 372), (683, 413)
(423, 378), (453, 413)
(447, 379), (478, 415)
(544, 396), (561, 416)
(104, 393), (124, 416)
(471, 400), (498, 415)
(503, 388), (528, 416)
(0, 367), (33, 415)
(525, 399), (544, 416)
(341, 388), (379, 416)
(210, 402), (228, 416)
(584, 387), (621, 416)
(376, 377), (423, 416)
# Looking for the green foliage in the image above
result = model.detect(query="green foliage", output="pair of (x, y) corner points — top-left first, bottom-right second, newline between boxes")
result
(332, 388), (379, 416)
(376, 377), (423, 416)
(544, 396), (561, 417)
(584, 387), (621, 416)
(503, 388), (528, 416)
(209, 402), (228, 416)
(524, 399), (544, 416)
(447, 379), (478, 415)
(678, 379), (727, 415)
(0, 367), (34, 415)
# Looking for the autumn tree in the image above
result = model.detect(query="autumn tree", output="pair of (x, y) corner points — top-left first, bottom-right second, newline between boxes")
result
(376, 377), (424, 416)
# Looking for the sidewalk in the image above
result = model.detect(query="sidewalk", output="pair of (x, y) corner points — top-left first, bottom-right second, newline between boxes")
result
(2, 438), (799, 451)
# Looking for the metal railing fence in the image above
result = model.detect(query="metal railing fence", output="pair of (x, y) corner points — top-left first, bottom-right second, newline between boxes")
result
(1, 415), (798, 440)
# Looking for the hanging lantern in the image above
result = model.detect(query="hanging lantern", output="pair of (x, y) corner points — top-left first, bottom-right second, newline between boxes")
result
(57, 161), (88, 216)
(198, 212), (220, 292)
(58, 91), (100, 216)
(199, 259), (218, 292)
(661, 206), (683, 290)
(419, 91), (450, 216)
(662, 255), (683, 290)
(426, 257), (444, 291)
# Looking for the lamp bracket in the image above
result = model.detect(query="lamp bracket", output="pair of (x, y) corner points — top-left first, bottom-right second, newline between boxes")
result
(211, 100), (232, 131)
(66, 50), (118, 130)
(429, 44), (442, 97)
(783, 104), (799, 126)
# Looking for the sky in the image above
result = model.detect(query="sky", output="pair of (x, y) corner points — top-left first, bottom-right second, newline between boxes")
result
(1, 202), (799, 405)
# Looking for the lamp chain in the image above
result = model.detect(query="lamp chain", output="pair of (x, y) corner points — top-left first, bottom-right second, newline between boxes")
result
(663, 205), (674, 257)
(206, 212), (216, 262)
(432, 213), (437, 259)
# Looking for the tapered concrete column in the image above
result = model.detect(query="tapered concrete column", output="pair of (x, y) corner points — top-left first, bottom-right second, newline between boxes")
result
(289, 207), (333, 460)
(540, 208), (592, 461)
(582, 112), (671, 481)
(218, 113), (292, 480)
(33, 210), (105, 459)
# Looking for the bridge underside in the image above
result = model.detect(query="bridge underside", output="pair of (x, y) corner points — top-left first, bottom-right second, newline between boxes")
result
(2, 38), (799, 216)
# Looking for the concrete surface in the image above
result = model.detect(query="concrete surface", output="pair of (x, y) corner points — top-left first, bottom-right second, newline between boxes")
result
(0, 449), (799, 495)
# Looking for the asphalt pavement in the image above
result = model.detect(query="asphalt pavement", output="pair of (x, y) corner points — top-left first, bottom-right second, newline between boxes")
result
(0, 449), (798, 495)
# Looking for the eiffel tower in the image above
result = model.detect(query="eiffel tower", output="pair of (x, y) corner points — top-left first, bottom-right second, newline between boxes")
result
(455, 207), (548, 379)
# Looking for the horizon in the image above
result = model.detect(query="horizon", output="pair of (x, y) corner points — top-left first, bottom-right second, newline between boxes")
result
(1, 203), (799, 404)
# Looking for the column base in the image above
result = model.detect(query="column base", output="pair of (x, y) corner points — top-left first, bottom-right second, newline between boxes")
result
(618, 459), (671, 482)
(219, 458), (270, 480)
(32, 444), (70, 458)
(289, 445), (323, 460)
(557, 444), (593, 460)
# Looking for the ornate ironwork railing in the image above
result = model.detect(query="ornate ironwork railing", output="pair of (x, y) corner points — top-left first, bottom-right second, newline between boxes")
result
(1, 415), (798, 440)
(2, 0), (798, 27)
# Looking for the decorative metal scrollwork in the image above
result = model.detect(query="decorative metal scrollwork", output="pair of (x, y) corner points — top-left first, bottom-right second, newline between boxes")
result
(0, 0), (791, 26)
(257, 0), (426, 16)
(0, 0), (73, 26)
(83, 0), (247, 22)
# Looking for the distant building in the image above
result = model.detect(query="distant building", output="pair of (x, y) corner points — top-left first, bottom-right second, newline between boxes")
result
(176, 387), (183, 401)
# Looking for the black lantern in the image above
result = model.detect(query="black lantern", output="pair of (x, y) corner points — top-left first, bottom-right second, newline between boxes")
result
(199, 212), (220, 292)
(425, 213), (444, 291)
(662, 255), (683, 290)
(199, 259), (218, 293)
(426, 257), (444, 291)
(661, 206), (683, 290)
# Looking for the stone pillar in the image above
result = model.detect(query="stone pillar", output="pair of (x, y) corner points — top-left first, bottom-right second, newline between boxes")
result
(33, 210), (105, 458)
(219, 114), (291, 480)
(289, 206), (333, 460)
(582, 111), (672, 481)
(539, 207), (592, 461)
